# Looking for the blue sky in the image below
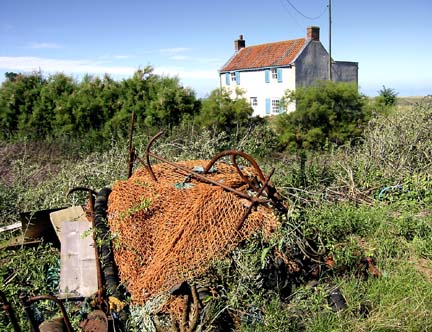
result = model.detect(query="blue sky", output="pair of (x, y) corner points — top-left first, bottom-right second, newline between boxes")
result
(1, 0), (431, 97)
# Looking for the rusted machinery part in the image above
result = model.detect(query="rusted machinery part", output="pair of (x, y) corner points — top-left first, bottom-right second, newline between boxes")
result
(143, 131), (287, 214)
(236, 167), (276, 230)
(19, 293), (74, 332)
(0, 290), (21, 332)
(168, 283), (201, 332)
(145, 131), (164, 181)
(137, 152), (269, 204)
(39, 318), (65, 332)
(127, 111), (136, 179)
(80, 310), (108, 332)
(203, 149), (266, 184)
(141, 131), (271, 202)
(93, 188), (129, 331)
(66, 187), (98, 198)
(204, 150), (288, 214)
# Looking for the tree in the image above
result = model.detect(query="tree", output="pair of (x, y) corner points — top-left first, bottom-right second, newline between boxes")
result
(106, 67), (199, 136)
(376, 85), (398, 107)
(0, 71), (45, 139)
(275, 81), (370, 151)
(196, 88), (253, 135)
(0, 68), (200, 142)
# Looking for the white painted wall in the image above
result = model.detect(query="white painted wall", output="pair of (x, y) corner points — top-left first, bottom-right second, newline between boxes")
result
(220, 67), (296, 117)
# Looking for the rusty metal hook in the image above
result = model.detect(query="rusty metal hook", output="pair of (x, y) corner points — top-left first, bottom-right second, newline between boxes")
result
(20, 293), (74, 332)
(203, 150), (267, 192)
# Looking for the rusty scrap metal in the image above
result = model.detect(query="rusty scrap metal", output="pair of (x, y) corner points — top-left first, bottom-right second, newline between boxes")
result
(19, 208), (64, 248)
(67, 187), (98, 198)
(236, 167), (275, 231)
(203, 149), (288, 214)
(127, 112), (136, 179)
(80, 310), (108, 332)
(203, 149), (267, 187)
(144, 130), (163, 182)
(0, 290), (21, 332)
(135, 131), (288, 233)
(140, 131), (274, 205)
(20, 293), (74, 332)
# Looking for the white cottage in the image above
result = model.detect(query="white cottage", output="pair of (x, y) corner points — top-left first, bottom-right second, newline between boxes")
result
(219, 26), (358, 117)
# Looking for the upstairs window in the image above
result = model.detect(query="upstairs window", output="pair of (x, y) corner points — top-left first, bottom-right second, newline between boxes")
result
(250, 97), (258, 107)
(271, 68), (278, 80)
(265, 68), (283, 83)
(231, 72), (240, 85)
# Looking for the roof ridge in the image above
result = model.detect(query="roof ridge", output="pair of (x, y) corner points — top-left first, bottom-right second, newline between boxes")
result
(245, 37), (305, 49)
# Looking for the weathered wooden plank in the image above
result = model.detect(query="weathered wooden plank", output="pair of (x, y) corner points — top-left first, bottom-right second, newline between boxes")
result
(50, 206), (98, 298)
(0, 222), (21, 233)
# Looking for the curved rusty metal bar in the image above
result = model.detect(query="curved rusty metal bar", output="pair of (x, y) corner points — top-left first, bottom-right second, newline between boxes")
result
(20, 293), (74, 332)
(204, 150), (265, 181)
(127, 112), (136, 179)
(204, 150), (288, 214)
(67, 187), (98, 198)
(145, 131), (164, 181)
(236, 167), (276, 231)
(204, 150), (270, 195)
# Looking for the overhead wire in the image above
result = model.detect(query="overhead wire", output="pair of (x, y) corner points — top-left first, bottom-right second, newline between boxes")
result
(282, 0), (328, 20)
(278, 0), (304, 32)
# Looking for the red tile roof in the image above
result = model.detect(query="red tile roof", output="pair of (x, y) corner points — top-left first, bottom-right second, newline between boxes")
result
(220, 38), (308, 72)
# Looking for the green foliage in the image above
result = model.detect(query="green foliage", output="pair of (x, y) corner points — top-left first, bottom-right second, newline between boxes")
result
(376, 85), (398, 107)
(195, 88), (253, 134)
(0, 68), (199, 145)
(0, 244), (60, 331)
(0, 72), (46, 139)
(275, 81), (370, 151)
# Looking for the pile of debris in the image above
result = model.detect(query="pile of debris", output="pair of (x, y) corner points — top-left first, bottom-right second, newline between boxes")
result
(1, 131), (289, 331)
(107, 132), (287, 305)
(108, 158), (280, 304)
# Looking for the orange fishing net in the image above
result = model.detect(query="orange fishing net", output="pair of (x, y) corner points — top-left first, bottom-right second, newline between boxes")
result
(107, 159), (279, 304)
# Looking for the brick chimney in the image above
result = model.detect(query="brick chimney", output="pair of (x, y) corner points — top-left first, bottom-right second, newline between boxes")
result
(234, 34), (246, 51)
(307, 26), (320, 41)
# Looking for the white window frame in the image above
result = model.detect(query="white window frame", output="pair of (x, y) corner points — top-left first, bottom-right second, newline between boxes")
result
(271, 98), (280, 113)
(271, 68), (278, 80)
(231, 72), (237, 82)
(250, 97), (258, 107)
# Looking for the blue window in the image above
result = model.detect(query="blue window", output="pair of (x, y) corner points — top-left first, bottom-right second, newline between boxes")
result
(235, 71), (240, 85)
(225, 72), (230, 85)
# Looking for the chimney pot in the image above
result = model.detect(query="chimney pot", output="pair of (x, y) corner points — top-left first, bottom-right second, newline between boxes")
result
(307, 26), (320, 41)
(234, 35), (246, 51)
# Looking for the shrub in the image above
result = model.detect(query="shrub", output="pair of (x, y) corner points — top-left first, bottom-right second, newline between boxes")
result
(275, 81), (370, 152)
(376, 85), (398, 107)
